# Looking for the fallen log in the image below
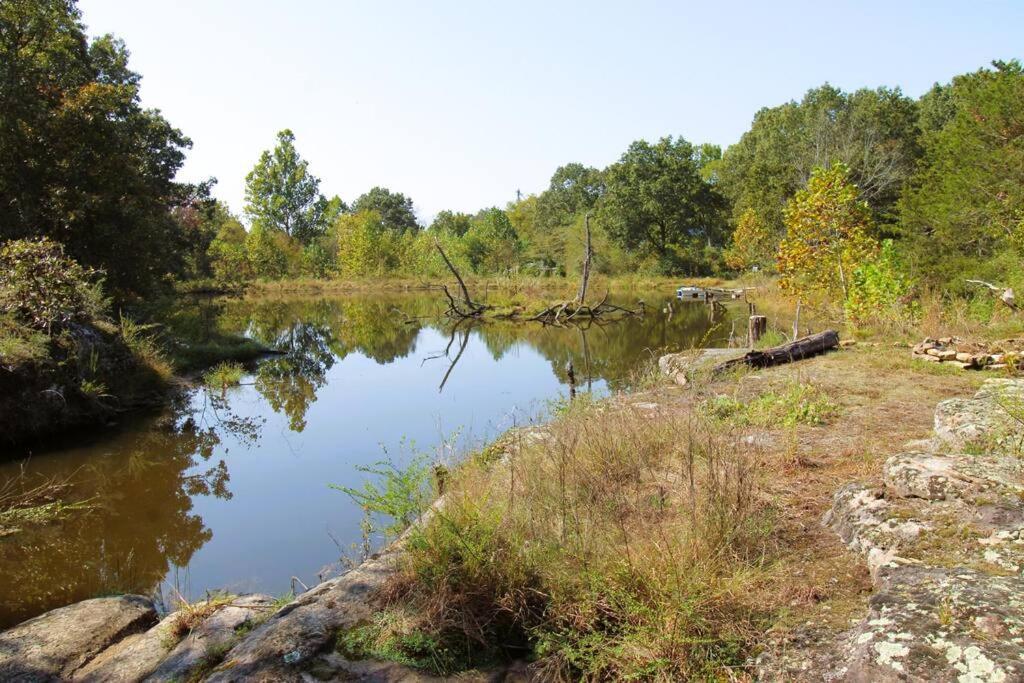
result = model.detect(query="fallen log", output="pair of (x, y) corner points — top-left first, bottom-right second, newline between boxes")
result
(714, 329), (840, 374)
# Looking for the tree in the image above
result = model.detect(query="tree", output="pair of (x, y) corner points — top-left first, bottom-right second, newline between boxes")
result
(244, 129), (330, 244)
(207, 218), (252, 285)
(429, 210), (473, 238)
(724, 208), (775, 272)
(465, 208), (522, 273)
(336, 210), (404, 276)
(899, 60), (1024, 289)
(718, 85), (919, 239)
(600, 137), (728, 272)
(351, 187), (419, 234)
(777, 163), (877, 303)
(0, 0), (193, 293)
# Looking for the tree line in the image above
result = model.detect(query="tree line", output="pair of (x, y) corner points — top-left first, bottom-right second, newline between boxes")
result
(2, 1), (1022, 317)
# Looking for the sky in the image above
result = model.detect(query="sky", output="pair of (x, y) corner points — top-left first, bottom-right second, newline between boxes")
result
(77, 0), (1023, 224)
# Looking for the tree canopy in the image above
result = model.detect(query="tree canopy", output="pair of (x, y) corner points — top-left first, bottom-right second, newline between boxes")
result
(351, 187), (419, 234)
(244, 129), (334, 244)
(0, 0), (194, 293)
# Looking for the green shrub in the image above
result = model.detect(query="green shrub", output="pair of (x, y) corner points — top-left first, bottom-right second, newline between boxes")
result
(846, 239), (918, 328)
(0, 238), (107, 333)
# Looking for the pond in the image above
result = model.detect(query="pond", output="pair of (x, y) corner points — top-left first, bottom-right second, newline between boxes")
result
(0, 289), (745, 628)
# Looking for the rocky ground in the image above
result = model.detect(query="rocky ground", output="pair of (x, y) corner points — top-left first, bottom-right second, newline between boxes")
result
(758, 377), (1024, 681)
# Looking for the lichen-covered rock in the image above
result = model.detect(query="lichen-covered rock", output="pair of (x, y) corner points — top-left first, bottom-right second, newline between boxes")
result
(823, 483), (925, 579)
(840, 565), (1024, 682)
(934, 379), (1024, 451)
(884, 452), (977, 501)
(0, 595), (157, 681)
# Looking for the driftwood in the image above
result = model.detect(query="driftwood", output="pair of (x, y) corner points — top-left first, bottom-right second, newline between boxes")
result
(714, 330), (840, 374)
(966, 280), (1017, 311)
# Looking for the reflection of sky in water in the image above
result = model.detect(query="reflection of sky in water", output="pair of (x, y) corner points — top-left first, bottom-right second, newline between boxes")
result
(176, 326), (595, 598)
(0, 293), (743, 626)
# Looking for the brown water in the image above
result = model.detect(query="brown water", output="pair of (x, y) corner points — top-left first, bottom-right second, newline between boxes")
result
(0, 290), (744, 628)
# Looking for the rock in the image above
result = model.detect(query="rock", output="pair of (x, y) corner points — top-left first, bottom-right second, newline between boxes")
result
(146, 594), (274, 682)
(822, 484), (921, 580)
(934, 379), (1024, 450)
(658, 348), (748, 383)
(936, 349), (958, 361)
(883, 452), (971, 501)
(926, 348), (943, 357)
(73, 617), (181, 682)
(955, 352), (974, 363)
(840, 339), (857, 348)
(206, 500), (448, 682)
(840, 565), (1024, 682)
(0, 595), (157, 681)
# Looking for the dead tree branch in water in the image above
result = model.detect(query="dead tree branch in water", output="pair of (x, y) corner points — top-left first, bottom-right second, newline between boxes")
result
(435, 239), (489, 318)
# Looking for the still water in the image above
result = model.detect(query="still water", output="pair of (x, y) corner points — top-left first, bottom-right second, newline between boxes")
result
(0, 290), (742, 627)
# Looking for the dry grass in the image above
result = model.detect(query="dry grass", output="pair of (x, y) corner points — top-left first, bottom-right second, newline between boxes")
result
(377, 394), (774, 679)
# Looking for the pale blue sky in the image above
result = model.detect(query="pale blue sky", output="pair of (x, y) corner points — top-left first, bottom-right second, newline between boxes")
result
(78, 0), (1022, 223)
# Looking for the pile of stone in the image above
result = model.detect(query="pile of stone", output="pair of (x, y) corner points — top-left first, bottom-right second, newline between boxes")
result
(911, 336), (1018, 371)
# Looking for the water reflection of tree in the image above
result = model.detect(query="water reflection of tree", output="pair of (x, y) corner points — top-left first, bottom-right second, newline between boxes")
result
(255, 323), (336, 433)
(0, 393), (259, 628)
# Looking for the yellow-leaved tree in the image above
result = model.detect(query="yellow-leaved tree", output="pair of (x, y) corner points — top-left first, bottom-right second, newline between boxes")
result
(724, 208), (776, 271)
(778, 163), (877, 304)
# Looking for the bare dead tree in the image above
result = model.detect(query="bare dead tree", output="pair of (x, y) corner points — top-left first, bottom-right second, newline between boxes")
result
(575, 212), (593, 306)
(434, 239), (488, 318)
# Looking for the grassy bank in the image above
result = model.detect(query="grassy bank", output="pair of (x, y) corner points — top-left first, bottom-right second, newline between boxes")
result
(335, 339), (987, 678)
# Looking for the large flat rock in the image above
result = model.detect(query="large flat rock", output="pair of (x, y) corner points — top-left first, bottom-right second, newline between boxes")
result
(0, 595), (157, 681)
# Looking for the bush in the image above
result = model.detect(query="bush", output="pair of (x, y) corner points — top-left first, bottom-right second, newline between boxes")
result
(0, 238), (107, 333)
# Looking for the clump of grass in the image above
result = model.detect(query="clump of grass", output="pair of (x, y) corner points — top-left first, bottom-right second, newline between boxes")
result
(203, 361), (245, 388)
(119, 314), (173, 381)
(704, 381), (839, 427)
(0, 314), (49, 365)
(78, 378), (108, 399)
(168, 592), (236, 639)
(360, 398), (773, 679)
(337, 611), (479, 675)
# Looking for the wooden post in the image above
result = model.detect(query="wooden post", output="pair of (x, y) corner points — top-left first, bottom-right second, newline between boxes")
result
(748, 315), (767, 347)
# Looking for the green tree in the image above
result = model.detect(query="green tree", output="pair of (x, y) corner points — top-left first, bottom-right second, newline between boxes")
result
(429, 210), (473, 238)
(718, 85), (919, 238)
(207, 218), (252, 285)
(724, 208), (775, 272)
(351, 187), (419, 234)
(336, 210), (404, 276)
(899, 60), (1024, 288)
(0, 0), (193, 293)
(465, 208), (522, 273)
(778, 164), (877, 303)
(244, 129), (331, 244)
(600, 137), (728, 272)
